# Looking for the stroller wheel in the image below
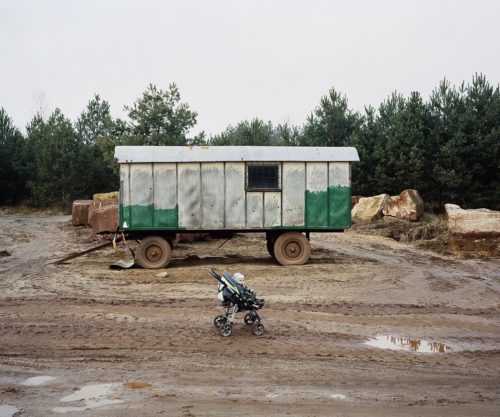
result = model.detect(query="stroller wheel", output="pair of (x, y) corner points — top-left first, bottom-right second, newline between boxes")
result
(214, 315), (227, 328)
(244, 313), (255, 325)
(252, 323), (265, 336)
(220, 324), (232, 337)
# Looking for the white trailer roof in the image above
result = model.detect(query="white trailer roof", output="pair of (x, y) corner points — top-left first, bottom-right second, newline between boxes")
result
(115, 146), (359, 163)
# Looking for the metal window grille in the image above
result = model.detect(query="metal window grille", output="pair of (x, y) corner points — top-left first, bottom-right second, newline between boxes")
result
(246, 163), (281, 191)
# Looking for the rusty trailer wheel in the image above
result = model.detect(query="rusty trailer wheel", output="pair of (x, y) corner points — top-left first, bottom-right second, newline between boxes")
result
(136, 236), (171, 269)
(273, 232), (311, 266)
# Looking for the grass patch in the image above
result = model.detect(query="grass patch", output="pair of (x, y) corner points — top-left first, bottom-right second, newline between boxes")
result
(352, 214), (449, 242)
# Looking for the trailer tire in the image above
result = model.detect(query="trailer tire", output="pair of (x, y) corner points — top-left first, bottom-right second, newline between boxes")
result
(136, 236), (171, 269)
(273, 232), (311, 266)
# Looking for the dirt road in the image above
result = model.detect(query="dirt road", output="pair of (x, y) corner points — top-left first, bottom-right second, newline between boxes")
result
(0, 215), (499, 416)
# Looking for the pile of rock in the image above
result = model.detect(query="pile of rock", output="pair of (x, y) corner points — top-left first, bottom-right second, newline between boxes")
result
(72, 192), (119, 234)
(351, 190), (500, 239)
(351, 189), (424, 223)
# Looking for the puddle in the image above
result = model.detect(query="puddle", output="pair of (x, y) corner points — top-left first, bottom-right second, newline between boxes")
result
(365, 335), (453, 353)
(22, 376), (56, 386)
(0, 405), (19, 417)
(52, 383), (124, 413)
(330, 393), (347, 400)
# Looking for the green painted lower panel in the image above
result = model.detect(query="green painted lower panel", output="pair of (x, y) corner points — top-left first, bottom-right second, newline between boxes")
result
(328, 186), (351, 228)
(119, 204), (178, 229)
(305, 191), (328, 227)
(153, 206), (179, 228)
(304, 186), (351, 229)
(132, 205), (154, 228)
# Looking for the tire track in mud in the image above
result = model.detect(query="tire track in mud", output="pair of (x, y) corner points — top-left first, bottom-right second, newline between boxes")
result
(1, 216), (500, 416)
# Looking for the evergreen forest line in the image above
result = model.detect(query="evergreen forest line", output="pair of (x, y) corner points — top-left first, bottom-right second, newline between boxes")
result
(0, 74), (498, 212)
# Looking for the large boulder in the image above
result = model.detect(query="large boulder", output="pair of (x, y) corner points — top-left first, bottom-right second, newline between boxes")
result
(382, 189), (424, 222)
(445, 204), (500, 238)
(351, 195), (362, 208)
(72, 200), (92, 226)
(351, 194), (390, 223)
(89, 202), (118, 234)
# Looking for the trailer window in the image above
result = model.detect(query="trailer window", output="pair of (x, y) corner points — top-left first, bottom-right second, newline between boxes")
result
(246, 163), (281, 191)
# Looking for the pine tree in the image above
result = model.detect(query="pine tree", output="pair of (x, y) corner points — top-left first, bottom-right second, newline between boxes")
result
(0, 108), (27, 204)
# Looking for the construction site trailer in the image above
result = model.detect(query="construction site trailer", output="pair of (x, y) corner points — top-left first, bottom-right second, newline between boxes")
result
(114, 146), (359, 268)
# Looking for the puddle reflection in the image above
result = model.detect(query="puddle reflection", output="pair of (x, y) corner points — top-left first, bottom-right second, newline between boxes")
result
(365, 335), (453, 353)
(53, 383), (124, 414)
(0, 405), (19, 417)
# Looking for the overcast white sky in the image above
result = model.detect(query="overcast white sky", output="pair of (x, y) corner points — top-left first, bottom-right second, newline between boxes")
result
(1, 0), (499, 136)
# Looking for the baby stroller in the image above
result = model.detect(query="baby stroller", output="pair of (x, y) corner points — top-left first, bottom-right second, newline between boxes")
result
(208, 269), (265, 337)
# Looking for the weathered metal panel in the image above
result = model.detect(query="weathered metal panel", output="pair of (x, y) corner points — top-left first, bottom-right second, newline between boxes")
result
(201, 163), (224, 228)
(306, 162), (329, 192)
(329, 162), (351, 187)
(246, 192), (264, 228)
(153, 163), (178, 227)
(328, 162), (352, 228)
(264, 192), (281, 227)
(225, 162), (245, 228)
(118, 150), (355, 232)
(305, 162), (329, 227)
(119, 164), (130, 229)
(282, 162), (305, 226)
(130, 163), (153, 228)
(178, 163), (201, 229)
(115, 146), (360, 163)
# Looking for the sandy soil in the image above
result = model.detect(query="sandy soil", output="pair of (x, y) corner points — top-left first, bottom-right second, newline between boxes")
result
(0, 215), (499, 417)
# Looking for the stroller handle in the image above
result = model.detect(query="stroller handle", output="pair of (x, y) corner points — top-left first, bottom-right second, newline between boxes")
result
(208, 268), (224, 284)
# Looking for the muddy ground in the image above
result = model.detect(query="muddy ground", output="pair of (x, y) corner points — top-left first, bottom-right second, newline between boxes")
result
(0, 215), (499, 416)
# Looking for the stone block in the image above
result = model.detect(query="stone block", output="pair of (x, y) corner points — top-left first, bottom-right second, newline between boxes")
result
(72, 200), (93, 226)
(382, 189), (424, 221)
(89, 202), (118, 234)
(445, 204), (500, 238)
(351, 194), (390, 223)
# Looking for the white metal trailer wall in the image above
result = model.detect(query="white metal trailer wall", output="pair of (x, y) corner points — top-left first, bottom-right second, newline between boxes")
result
(282, 162), (306, 226)
(119, 160), (352, 230)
